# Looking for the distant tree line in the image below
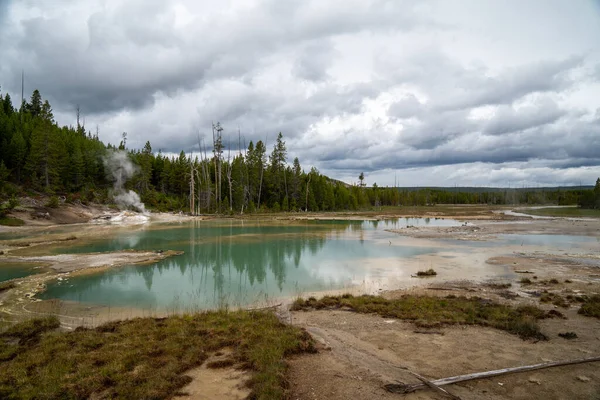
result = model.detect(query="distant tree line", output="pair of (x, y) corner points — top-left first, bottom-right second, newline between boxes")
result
(0, 89), (597, 213)
(578, 178), (600, 209)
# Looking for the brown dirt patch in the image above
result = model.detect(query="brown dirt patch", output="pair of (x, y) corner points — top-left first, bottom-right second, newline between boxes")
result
(175, 349), (251, 400)
(288, 309), (600, 400)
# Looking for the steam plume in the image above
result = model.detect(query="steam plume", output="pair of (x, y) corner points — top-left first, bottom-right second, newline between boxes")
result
(103, 150), (147, 214)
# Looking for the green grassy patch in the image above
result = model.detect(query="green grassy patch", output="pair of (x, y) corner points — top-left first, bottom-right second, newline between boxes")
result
(521, 207), (600, 218)
(0, 217), (25, 226)
(0, 312), (315, 400)
(578, 295), (600, 318)
(291, 294), (548, 340)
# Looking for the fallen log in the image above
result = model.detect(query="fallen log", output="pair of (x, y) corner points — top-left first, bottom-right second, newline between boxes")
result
(406, 369), (462, 400)
(385, 356), (600, 394)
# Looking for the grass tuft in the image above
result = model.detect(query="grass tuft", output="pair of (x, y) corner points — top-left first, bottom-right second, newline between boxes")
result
(540, 292), (569, 308)
(485, 283), (512, 289)
(578, 295), (600, 318)
(558, 332), (578, 340)
(520, 278), (532, 285)
(0, 311), (315, 400)
(292, 294), (547, 340)
(416, 268), (437, 277)
(0, 217), (25, 226)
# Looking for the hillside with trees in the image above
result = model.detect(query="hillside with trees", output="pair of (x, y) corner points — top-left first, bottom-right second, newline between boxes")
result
(0, 89), (596, 214)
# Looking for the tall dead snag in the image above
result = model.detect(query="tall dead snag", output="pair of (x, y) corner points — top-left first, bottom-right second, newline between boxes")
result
(197, 132), (212, 213)
(257, 134), (267, 210)
(212, 122), (224, 213)
(226, 137), (233, 212)
(189, 153), (196, 215)
(305, 173), (311, 212)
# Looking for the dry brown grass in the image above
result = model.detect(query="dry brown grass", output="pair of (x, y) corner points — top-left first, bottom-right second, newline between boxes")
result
(0, 311), (315, 399)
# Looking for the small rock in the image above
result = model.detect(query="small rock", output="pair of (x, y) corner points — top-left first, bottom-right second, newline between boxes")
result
(528, 377), (541, 385)
(577, 376), (591, 382)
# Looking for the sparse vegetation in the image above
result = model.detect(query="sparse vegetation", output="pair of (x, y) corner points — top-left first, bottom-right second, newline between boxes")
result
(566, 294), (587, 303)
(0, 312), (315, 399)
(540, 278), (560, 285)
(291, 294), (548, 340)
(416, 268), (437, 277)
(578, 295), (600, 318)
(485, 282), (512, 289)
(558, 332), (578, 340)
(520, 278), (532, 285)
(540, 292), (569, 308)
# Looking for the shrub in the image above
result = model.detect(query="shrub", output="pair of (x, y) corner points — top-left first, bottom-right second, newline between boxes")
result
(45, 196), (59, 208)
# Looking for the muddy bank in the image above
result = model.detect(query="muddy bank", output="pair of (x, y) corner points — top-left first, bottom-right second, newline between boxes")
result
(1, 250), (183, 274)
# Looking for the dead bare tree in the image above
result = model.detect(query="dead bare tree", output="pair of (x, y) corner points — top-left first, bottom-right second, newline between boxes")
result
(257, 134), (267, 210)
(197, 132), (212, 213)
(226, 137), (233, 212)
(305, 173), (311, 212)
(189, 153), (195, 214)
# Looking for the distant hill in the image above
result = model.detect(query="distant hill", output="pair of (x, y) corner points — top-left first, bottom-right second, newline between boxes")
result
(371, 186), (594, 193)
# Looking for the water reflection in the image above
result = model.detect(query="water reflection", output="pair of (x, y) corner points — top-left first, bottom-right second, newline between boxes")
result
(40, 219), (443, 310)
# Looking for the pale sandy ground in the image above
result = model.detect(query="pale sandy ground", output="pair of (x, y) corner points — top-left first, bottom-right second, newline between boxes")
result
(288, 307), (600, 400)
(386, 218), (600, 241)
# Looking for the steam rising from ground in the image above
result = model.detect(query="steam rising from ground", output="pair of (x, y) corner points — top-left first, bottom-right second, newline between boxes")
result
(103, 150), (147, 214)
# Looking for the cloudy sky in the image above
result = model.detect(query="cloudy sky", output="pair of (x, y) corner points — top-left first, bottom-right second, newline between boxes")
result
(1, 0), (600, 187)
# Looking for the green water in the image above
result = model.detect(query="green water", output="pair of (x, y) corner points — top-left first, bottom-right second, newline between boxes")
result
(39, 219), (457, 310)
(0, 262), (45, 282)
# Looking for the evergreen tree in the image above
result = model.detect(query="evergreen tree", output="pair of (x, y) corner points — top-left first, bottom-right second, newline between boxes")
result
(8, 130), (26, 182)
(28, 90), (42, 118)
(3, 93), (13, 115)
